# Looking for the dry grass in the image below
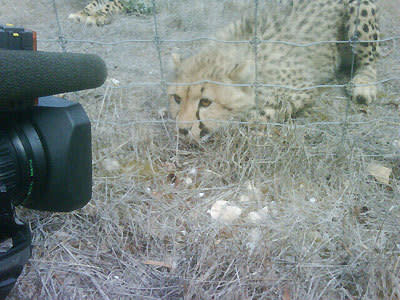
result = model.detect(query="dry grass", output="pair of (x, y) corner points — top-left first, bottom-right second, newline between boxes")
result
(3, 0), (400, 299)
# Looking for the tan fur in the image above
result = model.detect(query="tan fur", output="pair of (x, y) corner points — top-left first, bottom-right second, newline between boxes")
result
(168, 0), (380, 142)
(69, 0), (125, 26)
(68, 0), (151, 26)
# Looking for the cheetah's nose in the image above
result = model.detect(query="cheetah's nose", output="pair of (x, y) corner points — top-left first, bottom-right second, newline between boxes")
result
(179, 128), (189, 135)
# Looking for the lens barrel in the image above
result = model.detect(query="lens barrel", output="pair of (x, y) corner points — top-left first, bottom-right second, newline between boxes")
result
(0, 117), (46, 206)
(0, 130), (17, 201)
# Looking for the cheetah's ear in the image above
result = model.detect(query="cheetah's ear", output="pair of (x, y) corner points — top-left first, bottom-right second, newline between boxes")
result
(166, 53), (182, 78)
(227, 60), (254, 82)
(171, 53), (182, 68)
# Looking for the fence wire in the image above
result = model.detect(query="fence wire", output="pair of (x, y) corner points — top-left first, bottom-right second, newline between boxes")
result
(35, 2), (399, 297)
(49, 0), (399, 150)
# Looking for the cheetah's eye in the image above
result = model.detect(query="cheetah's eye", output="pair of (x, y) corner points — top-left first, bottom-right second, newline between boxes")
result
(172, 94), (181, 104)
(199, 98), (212, 107)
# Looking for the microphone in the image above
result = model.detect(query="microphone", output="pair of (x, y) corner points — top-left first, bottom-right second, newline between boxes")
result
(0, 49), (107, 111)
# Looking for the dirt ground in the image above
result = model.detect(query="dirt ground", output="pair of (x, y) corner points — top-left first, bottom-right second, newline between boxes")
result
(1, 0), (400, 299)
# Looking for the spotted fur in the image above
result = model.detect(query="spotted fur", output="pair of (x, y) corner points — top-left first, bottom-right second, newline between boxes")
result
(168, 0), (380, 142)
(68, 0), (151, 26)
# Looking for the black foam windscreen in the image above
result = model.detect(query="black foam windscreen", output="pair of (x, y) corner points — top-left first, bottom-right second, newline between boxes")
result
(0, 50), (107, 111)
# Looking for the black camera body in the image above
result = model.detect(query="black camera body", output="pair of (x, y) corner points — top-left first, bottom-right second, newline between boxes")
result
(0, 24), (106, 299)
(0, 97), (92, 211)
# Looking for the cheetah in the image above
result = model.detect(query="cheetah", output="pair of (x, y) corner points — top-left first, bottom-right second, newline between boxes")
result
(68, 0), (152, 26)
(168, 0), (380, 142)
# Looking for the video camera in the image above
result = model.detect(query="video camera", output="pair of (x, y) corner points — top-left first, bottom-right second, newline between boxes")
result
(0, 24), (107, 299)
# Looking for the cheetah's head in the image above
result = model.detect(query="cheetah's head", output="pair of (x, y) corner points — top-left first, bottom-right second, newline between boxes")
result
(167, 53), (254, 142)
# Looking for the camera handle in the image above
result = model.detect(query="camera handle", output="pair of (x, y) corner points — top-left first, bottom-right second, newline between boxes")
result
(0, 201), (31, 300)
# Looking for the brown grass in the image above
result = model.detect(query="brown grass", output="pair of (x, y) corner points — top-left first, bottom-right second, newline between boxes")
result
(3, 0), (400, 299)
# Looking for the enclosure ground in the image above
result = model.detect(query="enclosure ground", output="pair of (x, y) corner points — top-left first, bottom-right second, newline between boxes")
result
(2, 0), (400, 299)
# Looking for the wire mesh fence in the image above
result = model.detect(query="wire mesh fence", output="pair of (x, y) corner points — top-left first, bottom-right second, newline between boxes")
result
(46, 0), (400, 155)
(6, 0), (400, 299)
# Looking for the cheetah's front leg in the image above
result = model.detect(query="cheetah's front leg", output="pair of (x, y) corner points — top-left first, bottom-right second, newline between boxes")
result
(351, 63), (377, 105)
(255, 91), (314, 123)
(346, 0), (379, 104)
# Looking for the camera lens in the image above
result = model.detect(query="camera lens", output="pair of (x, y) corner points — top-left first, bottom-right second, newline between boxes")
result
(0, 118), (46, 206)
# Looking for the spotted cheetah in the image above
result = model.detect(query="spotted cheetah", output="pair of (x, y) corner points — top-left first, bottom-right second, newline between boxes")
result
(168, 0), (380, 142)
(68, 0), (152, 26)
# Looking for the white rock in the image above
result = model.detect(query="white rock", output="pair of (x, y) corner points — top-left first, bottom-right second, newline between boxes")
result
(367, 162), (392, 185)
(110, 78), (120, 86)
(208, 200), (227, 218)
(309, 197), (317, 203)
(102, 158), (121, 172)
(247, 206), (270, 224)
(184, 177), (193, 185)
(208, 200), (242, 224)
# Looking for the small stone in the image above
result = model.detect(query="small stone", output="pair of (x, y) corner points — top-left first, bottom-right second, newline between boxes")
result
(208, 200), (242, 224)
(367, 162), (392, 185)
(110, 78), (120, 86)
(102, 158), (121, 172)
(184, 177), (193, 185)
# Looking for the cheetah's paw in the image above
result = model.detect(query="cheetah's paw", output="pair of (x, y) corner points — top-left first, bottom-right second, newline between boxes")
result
(86, 15), (112, 26)
(350, 75), (377, 105)
(68, 12), (87, 24)
(85, 16), (98, 26)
